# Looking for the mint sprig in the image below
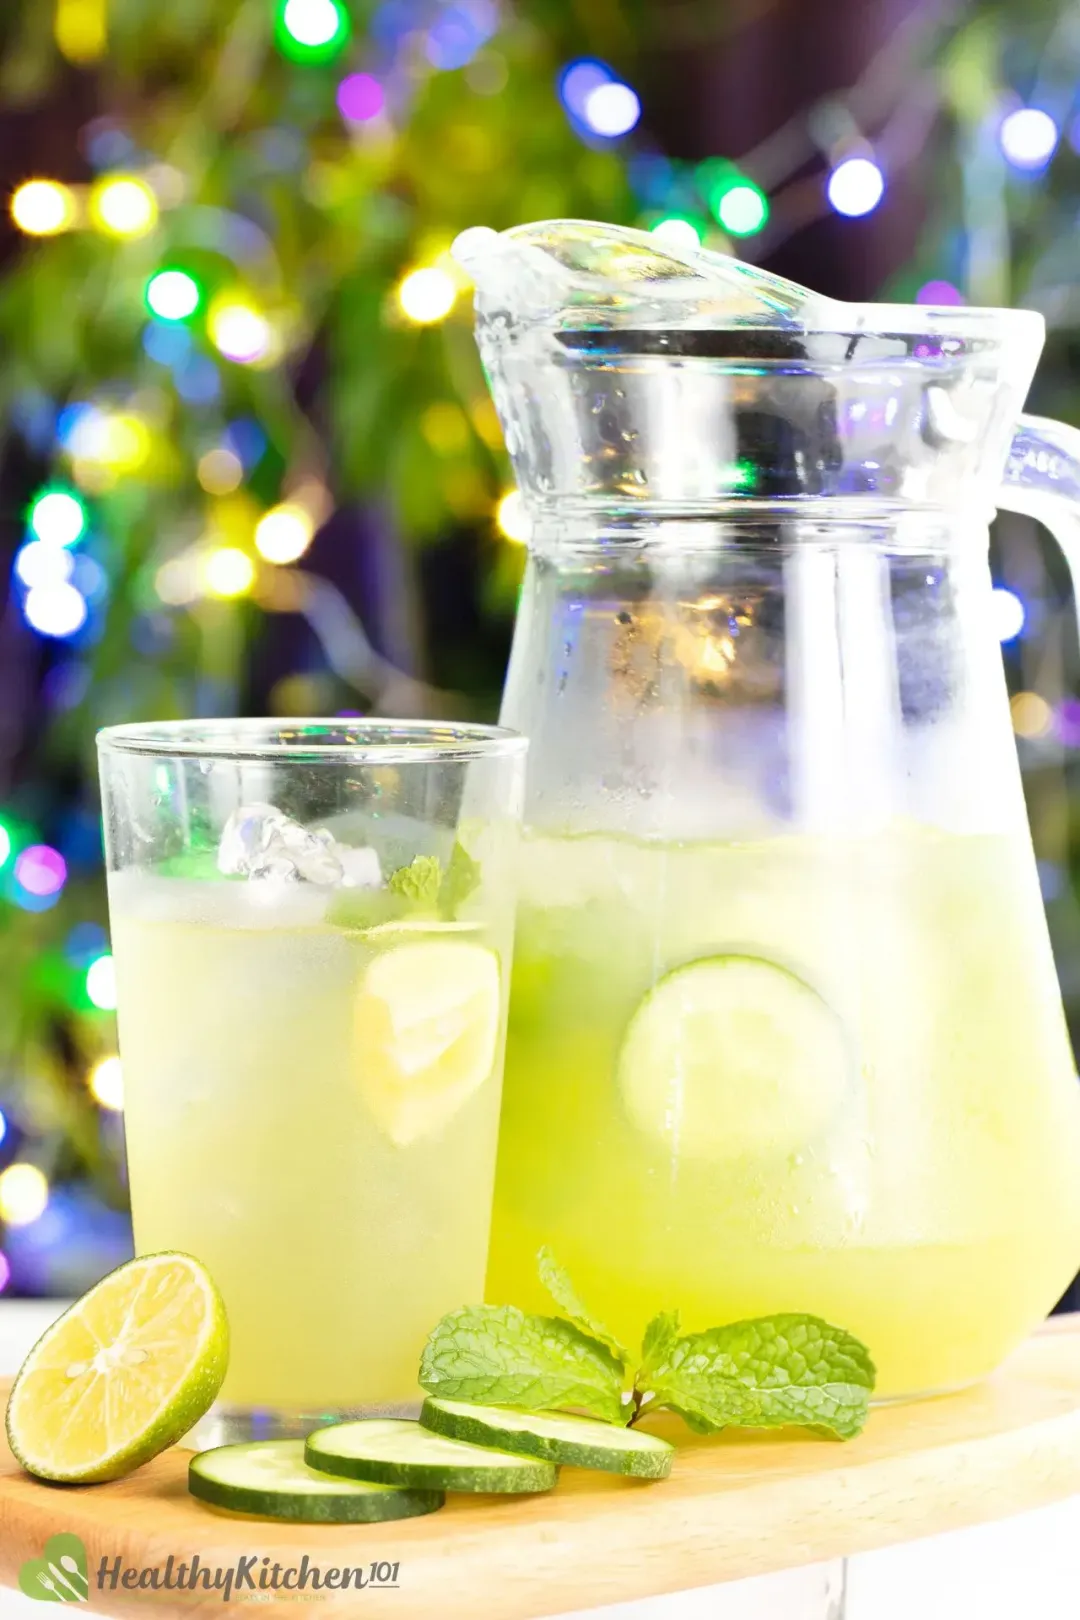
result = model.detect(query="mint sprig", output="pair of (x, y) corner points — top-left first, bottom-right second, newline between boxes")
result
(388, 853), (443, 905)
(418, 1253), (876, 1441)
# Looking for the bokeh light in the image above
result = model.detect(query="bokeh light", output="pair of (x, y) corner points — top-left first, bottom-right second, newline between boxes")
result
(85, 953), (117, 1011)
(0, 1164), (49, 1227)
(496, 490), (531, 544)
(916, 279), (965, 306)
(1011, 690), (1052, 739)
(583, 81), (641, 138)
(24, 583), (89, 640)
(155, 555), (201, 606)
(29, 488), (88, 547)
(337, 72), (385, 123)
(558, 59), (613, 123)
(397, 267), (456, 324)
(146, 269), (201, 322)
(55, 0), (107, 64)
(999, 107), (1058, 170)
(0, 1107), (6, 1146)
(208, 300), (273, 364)
(197, 447), (245, 495)
(0, 1250), (10, 1295)
(827, 156), (885, 217)
(714, 180), (768, 237)
(0, 826), (10, 870)
(14, 541), (76, 590)
(202, 547), (256, 598)
(10, 180), (78, 237)
(991, 586), (1025, 643)
(277, 0), (350, 60)
(14, 845), (68, 898)
(88, 1055), (124, 1112)
(255, 504), (316, 564)
(649, 217), (703, 252)
(90, 176), (159, 238)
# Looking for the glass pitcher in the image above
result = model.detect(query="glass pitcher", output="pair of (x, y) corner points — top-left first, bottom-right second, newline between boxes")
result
(455, 220), (1080, 1398)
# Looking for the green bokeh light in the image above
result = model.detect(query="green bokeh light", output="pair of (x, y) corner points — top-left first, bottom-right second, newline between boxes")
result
(146, 269), (202, 322)
(275, 0), (351, 63)
(714, 180), (769, 238)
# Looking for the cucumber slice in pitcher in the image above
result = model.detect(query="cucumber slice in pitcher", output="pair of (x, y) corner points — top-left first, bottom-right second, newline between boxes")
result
(305, 1418), (557, 1494)
(618, 953), (850, 1161)
(188, 1440), (444, 1523)
(420, 1397), (674, 1479)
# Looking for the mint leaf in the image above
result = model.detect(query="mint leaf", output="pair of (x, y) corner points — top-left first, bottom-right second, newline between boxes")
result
(642, 1314), (875, 1440)
(640, 1309), (680, 1376)
(419, 1304), (625, 1424)
(537, 1247), (630, 1366)
(439, 840), (481, 918)
(388, 854), (443, 905)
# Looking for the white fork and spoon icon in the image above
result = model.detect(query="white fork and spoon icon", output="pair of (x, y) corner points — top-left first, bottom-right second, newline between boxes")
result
(36, 1556), (88, 1602)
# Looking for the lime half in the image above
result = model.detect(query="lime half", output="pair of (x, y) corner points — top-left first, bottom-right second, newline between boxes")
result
(618, 953), (849, 1161)
(6, 1251), (228, 1484)
(356, 940), (501, 1146)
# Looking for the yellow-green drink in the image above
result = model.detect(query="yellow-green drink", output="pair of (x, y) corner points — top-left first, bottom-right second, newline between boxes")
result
(488, 823), (1080, 1397)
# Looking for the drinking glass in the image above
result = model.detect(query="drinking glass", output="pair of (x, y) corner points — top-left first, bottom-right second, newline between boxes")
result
(97, 719), (526, 1440)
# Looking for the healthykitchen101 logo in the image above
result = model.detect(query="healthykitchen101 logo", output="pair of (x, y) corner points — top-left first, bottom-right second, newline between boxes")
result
(18, 1534), (89, 1603)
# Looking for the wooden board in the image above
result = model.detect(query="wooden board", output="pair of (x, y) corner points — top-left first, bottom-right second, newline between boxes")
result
(3, 1319), (1080, 1619)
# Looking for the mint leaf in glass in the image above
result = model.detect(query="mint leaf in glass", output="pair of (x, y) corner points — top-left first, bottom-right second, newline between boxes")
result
(639, 1309), (681, 1376)
(536, 1247), (630, 1367)
(439, 840), (481, 918)
(640, 1313), (875, 1440)
(419, 1304), (626, 1425)
(388, 854), (443, 905)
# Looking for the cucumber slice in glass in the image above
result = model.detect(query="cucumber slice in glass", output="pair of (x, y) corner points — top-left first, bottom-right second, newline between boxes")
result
(188, 1439), (444, 1523)
(305, 1418), (557, 1494)
(618, 953), (850, 1161)
(420, 1397), (674, 1478)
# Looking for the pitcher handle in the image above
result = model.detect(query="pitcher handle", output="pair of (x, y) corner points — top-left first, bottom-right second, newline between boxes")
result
(998, 414), (1080, 597)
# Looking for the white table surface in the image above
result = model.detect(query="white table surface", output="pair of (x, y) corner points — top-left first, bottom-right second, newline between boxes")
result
(2, 1301), (1078, 1619)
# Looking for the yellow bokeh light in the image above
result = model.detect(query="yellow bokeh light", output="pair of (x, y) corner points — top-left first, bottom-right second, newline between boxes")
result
(202, 547), (256, 598)
(495, 489), (531, 544)
(90, 176), (159, 239)
(208, 299), (274, 365)
(255, 504), (316, 565)
(11, 180), (78, 236)
(55, 0), (107, 63)
(421, 401), (470, 454)
(88, 1055), (124, 1111)
(197, 448), (244, 496)
(1010, 690), (1052, 740)
(0, 1163), (49, 1227)
(397, 267), (456, 324)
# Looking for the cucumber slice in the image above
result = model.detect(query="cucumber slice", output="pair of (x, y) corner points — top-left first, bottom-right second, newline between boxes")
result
(618, 953), (849, 1162)
(420, 1398), (674, 1479)
(188, 1440), (443, 1523)
(305, 1418), (557, 1494)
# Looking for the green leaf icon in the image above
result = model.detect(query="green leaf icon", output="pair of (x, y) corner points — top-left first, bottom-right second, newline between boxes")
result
(19, 1533), (88, 1603)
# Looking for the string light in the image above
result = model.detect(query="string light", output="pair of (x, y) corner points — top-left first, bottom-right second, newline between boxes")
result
(337, 72), (385, 123)
(0, 1164), (49, 1227)
(714, 179), (769, 237)
(827, 156), (885, 217)
(24, 583), (89, 640)
(10, 180), (77, 237)
(201, 547), (256, 598)
(397, 267), (457, 323)
(999, 107), (1058, 170)
(55, 0), (107, 63)
(197, 447), (245, 495)
(89, 176), (159, 239)
(14, 542), (75, 589)
(146, 269), (201, 322)
(583, 81), (641, 138)
(649, 217), (703, 251)
(14, 845), (67, 898)
(496, 490), (531, 544)
(208, 299), (273, 365)
(86, 953), (117, 1010)
(88, 1055), (124, 1112)
(255, 504), (316, 564)
(991, 586), (1026, 643)
(276, 0), (350, 62)
(28, 488), (88, 547)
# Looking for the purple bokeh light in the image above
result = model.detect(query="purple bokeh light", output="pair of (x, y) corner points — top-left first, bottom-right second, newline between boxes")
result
(14, 844), (68, 897)
(916, 280), (965, 307)
(337, 73), (385, 123)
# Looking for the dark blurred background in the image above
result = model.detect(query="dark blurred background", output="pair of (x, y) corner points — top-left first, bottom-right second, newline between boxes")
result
(2, 0), (1080, 1298)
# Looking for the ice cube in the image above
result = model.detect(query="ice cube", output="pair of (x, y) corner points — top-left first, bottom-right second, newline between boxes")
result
(217, 802), (345, 886)
(338, 845), (382, 889)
